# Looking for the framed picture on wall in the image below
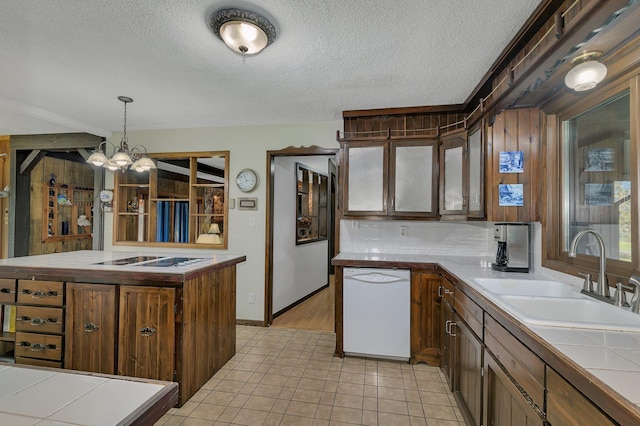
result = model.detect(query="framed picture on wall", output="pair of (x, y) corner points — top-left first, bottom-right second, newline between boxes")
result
(499, 151), (524, 173)
(498, 184), (524, 206)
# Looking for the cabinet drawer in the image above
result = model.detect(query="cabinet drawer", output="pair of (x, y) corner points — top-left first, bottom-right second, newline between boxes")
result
(15, 332), (63, 361)
(17, 280), (64, 306)
(0, 278), (16, 303)
(547, 367), (615, 426)
(484, 315), (544, 410)
(455, 289), (483, 338)
(440, 277), (455, 305)
(16, 356), (63, 369)
(16, 306), (64, 334)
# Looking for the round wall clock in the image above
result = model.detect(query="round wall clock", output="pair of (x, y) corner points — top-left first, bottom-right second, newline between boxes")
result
(236, 168), (259, 192)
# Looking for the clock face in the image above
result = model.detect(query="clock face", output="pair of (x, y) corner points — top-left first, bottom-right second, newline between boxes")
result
(236, 169), (258, 192)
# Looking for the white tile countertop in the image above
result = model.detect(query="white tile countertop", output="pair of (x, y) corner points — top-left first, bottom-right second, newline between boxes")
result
(0, 363), (177, 425)
(333, 252), (640, 409)
(0, 250), (245, 276)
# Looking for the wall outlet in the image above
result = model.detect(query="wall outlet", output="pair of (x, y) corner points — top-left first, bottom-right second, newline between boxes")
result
(400, 226), (407, 237)
(248, 292), (255, 304)
(352, 220), (359, 229)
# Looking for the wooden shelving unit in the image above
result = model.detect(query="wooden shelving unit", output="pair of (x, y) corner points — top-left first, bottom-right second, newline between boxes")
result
(42, 184), (93, 242)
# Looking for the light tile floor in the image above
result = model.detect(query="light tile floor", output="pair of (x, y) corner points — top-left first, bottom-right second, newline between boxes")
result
(156, 326), (465, 425)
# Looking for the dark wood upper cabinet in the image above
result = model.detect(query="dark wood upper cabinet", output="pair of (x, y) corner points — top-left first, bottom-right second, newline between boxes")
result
(439, 130), (468, 216)
(342, 139), (438, 219)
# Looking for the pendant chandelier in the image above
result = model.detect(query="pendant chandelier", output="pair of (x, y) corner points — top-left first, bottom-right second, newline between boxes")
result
(87, 96), (156, 172)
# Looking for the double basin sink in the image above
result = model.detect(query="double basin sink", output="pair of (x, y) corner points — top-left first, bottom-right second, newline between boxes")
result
(473, 278), (640, 331)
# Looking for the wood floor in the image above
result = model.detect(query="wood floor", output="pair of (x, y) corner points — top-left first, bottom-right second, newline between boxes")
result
(271, 276), (334, 332)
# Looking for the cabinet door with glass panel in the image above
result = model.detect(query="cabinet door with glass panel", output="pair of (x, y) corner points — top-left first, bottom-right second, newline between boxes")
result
(114, 151), (229, 248)
(440, 130), (468, 216)
(342, 139), (438, 218)
(467, 124), (484, 218)
(389, 140), (438, 217)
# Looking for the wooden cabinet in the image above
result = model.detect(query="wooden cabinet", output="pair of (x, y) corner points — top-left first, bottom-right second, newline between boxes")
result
(42, 184), (93, 242)
(14, 280), (65, 367)
(453, 312), (483, 426)
(65, 283), (117, 374)
(410, 272), (441, 365)
(439, 277), (455, 391)
(342, 139), (438, 218)
(483, 350), (547, 426)
(118, 286), (175, 382)
(467, 124), (485, 218)
(440, 130), (467, 215)
(546, 367), (616, 426)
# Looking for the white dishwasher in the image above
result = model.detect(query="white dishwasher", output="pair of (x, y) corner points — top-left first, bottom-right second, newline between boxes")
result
(343, 267), (410, 360)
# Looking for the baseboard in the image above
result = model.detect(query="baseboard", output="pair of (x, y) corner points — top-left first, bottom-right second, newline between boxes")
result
(236, 319), (267, 327)
(273, 283), (329, 318)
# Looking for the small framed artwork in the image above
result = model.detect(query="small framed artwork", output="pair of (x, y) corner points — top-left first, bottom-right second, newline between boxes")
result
(584, 183), (613, 206)
(584, 148), (615, 172)
(499, 151), (524, 173)
(499, 184), (524, 206)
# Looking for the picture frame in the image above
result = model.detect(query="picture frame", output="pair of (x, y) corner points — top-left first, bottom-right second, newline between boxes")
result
(499, 151), (524, 173)
(498, 184), (524, 206)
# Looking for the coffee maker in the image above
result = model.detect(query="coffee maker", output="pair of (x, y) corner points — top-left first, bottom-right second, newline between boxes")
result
(492, 223), (530, 273)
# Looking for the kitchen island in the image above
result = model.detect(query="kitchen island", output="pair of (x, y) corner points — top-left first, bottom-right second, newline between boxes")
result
(333, 252), (640, 425)
(0, 250), (246, 406)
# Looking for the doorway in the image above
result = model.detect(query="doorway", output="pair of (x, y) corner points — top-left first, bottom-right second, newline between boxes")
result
(265, 146), (338, 330)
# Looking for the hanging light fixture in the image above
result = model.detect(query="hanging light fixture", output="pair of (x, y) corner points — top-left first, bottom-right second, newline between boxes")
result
(565, 51), (608, 92)
(87, 96), (156, 173)
(210, 8), (276, 55)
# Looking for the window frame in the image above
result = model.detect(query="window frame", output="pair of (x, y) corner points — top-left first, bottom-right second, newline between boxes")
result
(543, 79), (639, 284)
(113, 151), (229, 249)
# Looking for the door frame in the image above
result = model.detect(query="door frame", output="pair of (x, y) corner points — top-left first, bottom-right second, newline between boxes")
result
(265, 145), (339, 326)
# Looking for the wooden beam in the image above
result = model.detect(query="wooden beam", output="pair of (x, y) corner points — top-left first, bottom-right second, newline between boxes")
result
(19, 149), (45, 175)
(10, 133), (102, 150)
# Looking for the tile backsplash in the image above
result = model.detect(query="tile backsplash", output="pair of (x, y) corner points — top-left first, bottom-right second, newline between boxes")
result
(340, 219), (496, 257)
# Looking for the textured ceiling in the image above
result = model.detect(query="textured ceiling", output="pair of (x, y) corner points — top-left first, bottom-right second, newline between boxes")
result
(0, 0), (542, 137)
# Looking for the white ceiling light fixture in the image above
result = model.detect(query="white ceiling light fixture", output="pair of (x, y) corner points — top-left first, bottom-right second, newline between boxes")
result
(87, 96), (156, 173)
(565, 51), (608, 92)
(210, 8), (276, 55)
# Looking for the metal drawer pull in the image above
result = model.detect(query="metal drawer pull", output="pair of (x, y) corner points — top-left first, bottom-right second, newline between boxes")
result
(0, 287), (12, 294)
(140, 326), (157, 337)
(438, 286), (443, 297)
(84, 323), (100, 332)
(445, 320), (452, 334)
(49, 318), (62, 324)
(30, 317), (46, 326)
(450, 322), (458, 337)
(30, 343), (46, 352)
(31, 290), (46, 299)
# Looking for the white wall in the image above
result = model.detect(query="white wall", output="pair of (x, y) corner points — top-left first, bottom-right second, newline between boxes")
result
(272, 156), (333, 313)
(103, 121), (341, 322)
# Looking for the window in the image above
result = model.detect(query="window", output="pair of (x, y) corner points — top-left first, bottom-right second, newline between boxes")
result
(545, 89), (636, 282)
(114, 151), (229, 248)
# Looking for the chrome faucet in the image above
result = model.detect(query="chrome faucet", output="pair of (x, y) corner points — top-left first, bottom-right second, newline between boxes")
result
(628, 276), (640, 313)
(568, 229), (609, 299)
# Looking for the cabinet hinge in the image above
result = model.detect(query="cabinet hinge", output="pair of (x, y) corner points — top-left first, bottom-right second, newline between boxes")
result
(173, 370), (177, 381)
(174, 303), (177, 314)
(481, 367), (484, 377)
